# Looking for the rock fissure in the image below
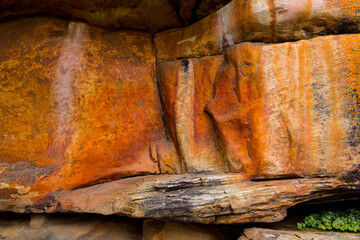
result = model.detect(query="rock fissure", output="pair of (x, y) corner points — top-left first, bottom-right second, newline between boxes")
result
(1, 1), (360, 238)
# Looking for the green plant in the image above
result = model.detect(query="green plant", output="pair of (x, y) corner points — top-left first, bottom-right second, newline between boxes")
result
(297, 208), (360, 232)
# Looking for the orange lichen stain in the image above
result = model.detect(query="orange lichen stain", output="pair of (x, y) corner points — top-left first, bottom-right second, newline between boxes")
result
(321, 38), (345, 174)
(0, 18), (68, 168)
(192, 56), (226, 170)
(157, 61), (180, 147)
(298, 40), (313, 176)
(0, 18), (167, 195)
(336, 0), (360, 17)
(44, 29), (164, 191)
(339, 35), (360, 149)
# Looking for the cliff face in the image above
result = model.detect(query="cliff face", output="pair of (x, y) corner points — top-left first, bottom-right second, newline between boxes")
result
(1, 0), (360, 238)
(158, 35), (360, 178)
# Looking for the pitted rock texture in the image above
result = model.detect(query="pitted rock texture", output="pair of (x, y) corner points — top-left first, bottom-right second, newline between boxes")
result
(1, 0), (360, 226)
(158, 34), (360, 178)
(1, 173), (359, 224)
(0, 17), (174, 194)
(155, 0), (360, 61)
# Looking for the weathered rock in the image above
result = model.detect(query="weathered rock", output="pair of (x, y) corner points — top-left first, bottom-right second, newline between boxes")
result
(0, 213), (143, 240)
(0, 173), (358, 224)
(0, 0), (231, 33)
(179, 0), (231, 25)
(158, 57), (226, 173)
(0, 17), (171, 194)
(0, 0), (181, 33)
(1, 0), (360, 231)
(158, 33), (360, 179)
(240, 228), (360, 240)
(155, 0), (360, 61)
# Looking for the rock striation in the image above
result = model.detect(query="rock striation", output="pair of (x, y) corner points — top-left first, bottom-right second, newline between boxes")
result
(158, 34), (360, 178)
(1, 0), (360, 233)
(1, 173), (359, 225)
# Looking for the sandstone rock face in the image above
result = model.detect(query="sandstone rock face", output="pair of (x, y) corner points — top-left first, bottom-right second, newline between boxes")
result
(158, 34), (360, 178)
(155, 0), (360, 61)
(1, 0), (360, 232)
(0, 17), (172, 194)
(158, 57), (226, 173)
(0, 173), (357, 225)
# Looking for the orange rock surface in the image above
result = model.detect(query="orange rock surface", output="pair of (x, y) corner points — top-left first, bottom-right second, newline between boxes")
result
(158, 57), (226, 173)
(155, 0), (360, 61)
(158, 34), (360, 178)
(0, 17), (170, 193)
(1, 0), (360, 226)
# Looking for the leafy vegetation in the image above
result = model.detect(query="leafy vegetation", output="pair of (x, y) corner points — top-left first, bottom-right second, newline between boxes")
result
(297, 208), (360, 232)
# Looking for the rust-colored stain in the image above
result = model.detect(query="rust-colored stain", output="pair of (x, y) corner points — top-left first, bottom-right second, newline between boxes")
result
(2, 0), (360, 201)
(336, 0), (360, 17)
(340, 35), (360, 149)
(156, 32), (360, 180)
(0, 17), (167, 194)
(158, 57), (226, 173)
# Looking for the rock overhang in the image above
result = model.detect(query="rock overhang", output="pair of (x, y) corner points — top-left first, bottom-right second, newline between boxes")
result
(1, 0), (360, 226)
(0, 0), (231, 33)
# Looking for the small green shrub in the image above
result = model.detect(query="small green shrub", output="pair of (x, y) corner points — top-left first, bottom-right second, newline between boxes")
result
(297, 208), (360, 232)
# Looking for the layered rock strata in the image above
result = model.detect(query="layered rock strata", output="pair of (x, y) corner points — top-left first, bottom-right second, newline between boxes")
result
(1, 0), (360, 228)
(0, 173), (359, 224)
(155, 0), (360, 61)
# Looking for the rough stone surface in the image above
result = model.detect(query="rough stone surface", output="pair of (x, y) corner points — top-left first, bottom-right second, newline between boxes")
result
(158, 34), (360, 178)
(0, 173), (359, 224)
(0, 17), (170, 194)
(1, 0), (360, 232)
(240, 228), (360, 240)
(155, 0), (360, 61)
(158, 57), (225, 173)
(0, 0), (231, 33)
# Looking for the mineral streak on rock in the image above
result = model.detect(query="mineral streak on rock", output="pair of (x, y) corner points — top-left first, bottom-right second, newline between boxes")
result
(1, 0), (360, 228)
(155, 0), (360, 62)
(0, 17), (172, 194)
(158, 57), (227, 173)
(159, 33), (360, 179)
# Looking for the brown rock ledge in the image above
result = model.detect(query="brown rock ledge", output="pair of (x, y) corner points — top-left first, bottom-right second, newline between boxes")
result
(1, 173), (359, 224)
